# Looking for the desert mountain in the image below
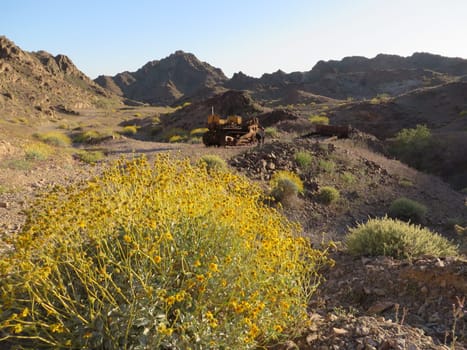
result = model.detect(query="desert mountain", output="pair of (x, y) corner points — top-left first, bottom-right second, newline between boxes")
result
(226, 53), (467, 102)
(97, 51), (467, 107)
(95, 51), (227, 106)
(0, 36), (118, 121)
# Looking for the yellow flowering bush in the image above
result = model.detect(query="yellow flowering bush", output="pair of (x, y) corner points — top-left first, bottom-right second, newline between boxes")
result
(0, 155), (329, 349)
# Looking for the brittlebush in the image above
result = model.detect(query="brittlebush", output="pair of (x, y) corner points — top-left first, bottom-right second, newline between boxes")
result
(0, 154), (329, 349)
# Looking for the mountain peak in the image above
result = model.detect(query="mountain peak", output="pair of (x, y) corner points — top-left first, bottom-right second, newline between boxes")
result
(96, 51), (227, 105)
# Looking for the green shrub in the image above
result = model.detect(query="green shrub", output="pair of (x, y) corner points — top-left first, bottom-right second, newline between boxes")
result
(398, 178), (414, 188)
(190, 127), (209, 137)
(72, 130), (114, 144)
(389, 125), (434, 169)
(24, 142), (53, 161)
(33, 131), (71, 147)
(199, 154), (228, 171)
(317, 186), (340, 205)
(0, 159), (33, 171)
(270, 170), (304, 195)
(294, 151), (313, 169)
(271, 178), (301, 204)
(120, 125), (138, 136)
(169, 135), (184, 143)
(318, 159), (335, 173)
(265, 127), (278, 138)
(163, 128), (188, 142)
(341, 171), (356, 184)
(308, 115), (329, 125)
(388, 197), (427, 223)
(345, 217), (458, 259)
(0, 155), (329, 349)
(75, 150), (105, 164)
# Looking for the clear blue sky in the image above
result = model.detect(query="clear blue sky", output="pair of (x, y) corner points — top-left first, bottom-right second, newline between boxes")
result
(2, 0), (467, 79)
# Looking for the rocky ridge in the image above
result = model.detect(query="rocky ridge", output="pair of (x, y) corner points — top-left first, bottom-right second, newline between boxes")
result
(0, 36), (118, 123)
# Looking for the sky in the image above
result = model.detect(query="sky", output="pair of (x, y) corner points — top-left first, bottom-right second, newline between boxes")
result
(2, 0), (467, 79)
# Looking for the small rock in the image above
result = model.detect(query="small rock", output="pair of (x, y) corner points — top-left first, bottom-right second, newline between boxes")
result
(0, 202), (9, 208)
(420, 286), (428, 294)
(373, 288), (386, 296)
(284, 340), (298, 349)
(367, 301), (394, 314)
(306, 333), (318, 344)
(267, 162), (276, 170)
(333, 327), (348, 335)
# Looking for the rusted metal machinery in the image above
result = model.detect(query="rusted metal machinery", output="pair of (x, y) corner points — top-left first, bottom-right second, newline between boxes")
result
(202, 113), (262, 147)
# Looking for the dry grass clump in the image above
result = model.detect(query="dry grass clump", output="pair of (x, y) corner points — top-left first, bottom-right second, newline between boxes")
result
(33, 131), (71, 147)
(199, 154), (228, 172)
(73, 130), (114, 144)
(0, 155), (329, 349)
(345, 217), (458, 259)
(294, 151), (313, 169)
(74, 150), (106, 164)
(190, 127), (208, 137)
(270, 170), (304, 205)
(308, 115), (329, 125)
(317, 186), (340, 205)
(120, 125), (138, 136)
(24, 142), (53, 161)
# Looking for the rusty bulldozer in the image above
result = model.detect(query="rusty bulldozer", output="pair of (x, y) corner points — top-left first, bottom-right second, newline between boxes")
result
(202, 112), (263, 147)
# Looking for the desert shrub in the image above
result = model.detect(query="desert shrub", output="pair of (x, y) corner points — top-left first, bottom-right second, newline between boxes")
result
(120, 125), (138, 136)
(270, 178), (301, 204)
(317, 186), (340, 205)
(318, 159), (335, 173)
(24, 142), (53, 160)
(398, 178), (414, 188)
(190, 127), (209, 137)
(169, 135), (184, 143)
(33, 131), (71, 147)
(345, 217), (458, 259)
(270, 170), (304, 195)
(389, 125), (434, 169)
(341, 171), (356, 184)
(294, 151), (313, 169)
(163, 128), (188, 142)
(75, 150), (105, 164)
(308, 115), (329, 125)
(0, 159), (33, 171)
(188, 136), (202, 144)
(461, 187), (467, 194)
(388, 197), (427, 223)
(199, 154), (228, 172)
(0, 155), (329, 349)
(265, 127), (279, 138)
(73, 130), (114, 144)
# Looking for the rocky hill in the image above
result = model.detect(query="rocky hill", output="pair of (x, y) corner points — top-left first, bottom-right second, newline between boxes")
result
(99, 51), (467, 107)
(225, 53), (467, 102)
(95, 50), (227, 106)
(0, 36), (118, 124)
